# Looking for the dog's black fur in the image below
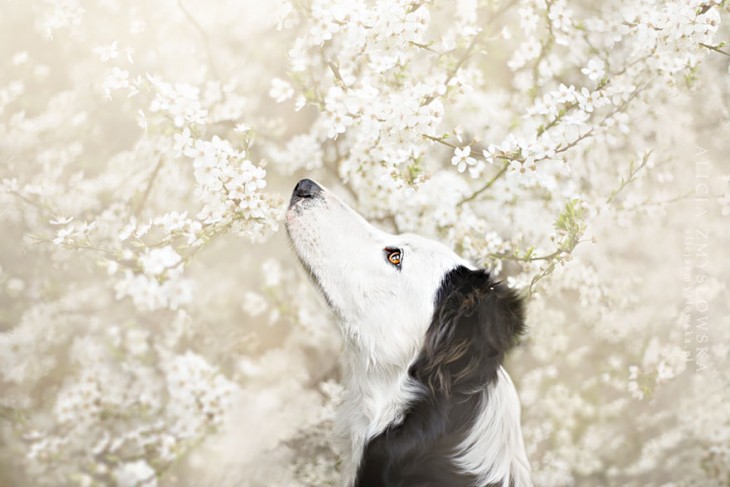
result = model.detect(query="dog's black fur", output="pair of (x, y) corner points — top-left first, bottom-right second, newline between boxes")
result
(355, 266), (525, 487)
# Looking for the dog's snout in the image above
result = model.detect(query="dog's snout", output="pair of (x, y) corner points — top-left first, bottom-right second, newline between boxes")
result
(294, 179), (321, 198)
(290, 178), (322, 205)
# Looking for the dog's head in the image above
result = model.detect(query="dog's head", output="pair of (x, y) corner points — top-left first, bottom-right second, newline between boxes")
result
(285, 179), (524, 372)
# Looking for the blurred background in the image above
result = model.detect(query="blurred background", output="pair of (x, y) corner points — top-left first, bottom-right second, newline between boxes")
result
(0, 0), (729, 485)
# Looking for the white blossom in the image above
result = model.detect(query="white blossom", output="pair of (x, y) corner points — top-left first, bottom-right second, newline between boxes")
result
(139, 246), (182, 276)
(270, 78), (294, 103)
(113, 460), (157, 487)
(581, 58), (606, 81)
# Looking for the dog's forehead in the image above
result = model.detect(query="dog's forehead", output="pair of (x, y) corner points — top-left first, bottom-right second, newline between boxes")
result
(400, 232), (454, 255)
(397, 233), (471, 268)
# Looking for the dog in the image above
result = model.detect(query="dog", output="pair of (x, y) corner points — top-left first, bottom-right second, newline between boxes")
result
(285, 179), (532, 487)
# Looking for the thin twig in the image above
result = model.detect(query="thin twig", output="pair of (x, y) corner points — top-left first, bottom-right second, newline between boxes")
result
(700, 42), (730, 57)
(488, 248), (562, 262)
(10, 191), (60, 218)
(606, 151), (652, 205)
(620, 190), (694, 212)
(134, 158), (165, 217)
(422, 0), (518, 105)
(408, 41), (441, 54)
(327, 60), (347, 89)
(176, 0), (221, 80)
(530, 0), (556, 92)
(457, 162), (509, 206)
(422, 133), (458, 149)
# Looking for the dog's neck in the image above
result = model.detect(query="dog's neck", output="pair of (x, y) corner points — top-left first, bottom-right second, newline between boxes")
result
(335, 337), (422, 481)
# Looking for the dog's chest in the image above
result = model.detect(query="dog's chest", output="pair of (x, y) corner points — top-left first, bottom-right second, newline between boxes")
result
(335, 368), (418, 476)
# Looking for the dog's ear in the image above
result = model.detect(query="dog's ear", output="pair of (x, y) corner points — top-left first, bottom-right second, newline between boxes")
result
(410, 266), (525, 396)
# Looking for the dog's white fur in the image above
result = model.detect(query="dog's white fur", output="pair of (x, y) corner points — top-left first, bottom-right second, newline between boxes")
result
(286, 182), (531, 486)
(454, 368), (532, 486)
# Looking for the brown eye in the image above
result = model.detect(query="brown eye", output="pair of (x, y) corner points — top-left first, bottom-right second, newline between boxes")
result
(385, 248), (402, 268)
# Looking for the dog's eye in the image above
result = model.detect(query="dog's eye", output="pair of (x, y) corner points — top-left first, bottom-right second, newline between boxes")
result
(385, 248), (402, 268)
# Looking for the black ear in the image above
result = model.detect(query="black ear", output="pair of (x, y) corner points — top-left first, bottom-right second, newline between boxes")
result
(410, 266), (525, 396)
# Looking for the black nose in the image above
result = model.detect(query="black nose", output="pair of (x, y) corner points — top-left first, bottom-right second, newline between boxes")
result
(290, 178), (322, 205)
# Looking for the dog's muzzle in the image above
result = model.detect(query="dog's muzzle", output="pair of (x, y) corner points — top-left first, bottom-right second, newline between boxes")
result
(289, 178), (322, 207)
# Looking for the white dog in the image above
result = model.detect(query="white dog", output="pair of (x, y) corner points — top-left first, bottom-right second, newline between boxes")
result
(286, 179), (531, 487)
